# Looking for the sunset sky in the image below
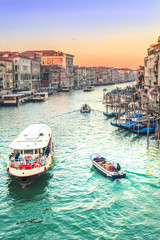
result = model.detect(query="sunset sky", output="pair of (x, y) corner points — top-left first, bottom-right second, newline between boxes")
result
(0, 0), (160, 69)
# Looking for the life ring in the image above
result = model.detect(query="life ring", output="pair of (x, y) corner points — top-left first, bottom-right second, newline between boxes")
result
(33, 160), (41, 168)
(11, 163), (14, 168)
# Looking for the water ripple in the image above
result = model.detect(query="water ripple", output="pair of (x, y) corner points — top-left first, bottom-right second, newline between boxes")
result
(0, 84), (160, 240)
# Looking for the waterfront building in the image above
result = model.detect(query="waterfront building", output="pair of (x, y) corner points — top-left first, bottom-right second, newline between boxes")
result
(137, 66), (144, 87)
(85, 67), (96, 86)
(21, 50), (74, 89)
(41, 65), (65, 89)
(78, 67), (87, 87)
(6, 54), (40, 90)
(118, 69), (125, 83)
(41, 66), (52, 87)
(111, 68), (119, 84)
(51, 67), (66, 88)
(95, 67), (111, 85)
(0, 63), (6, 90)
(31, 59), (41, 90)
(144, 36), (160, 88)
(118, 68), (136, 83)
(0, 57), (13, 91)
(73, 66), (96, 87)
(73, 66), (85, 88)
(143, 36), (160, 102)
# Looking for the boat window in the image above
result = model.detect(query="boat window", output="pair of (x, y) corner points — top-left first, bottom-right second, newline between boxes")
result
(24, 149), (33, 154)
(21, 150), (23, 154)
(4, 97), (14, 100)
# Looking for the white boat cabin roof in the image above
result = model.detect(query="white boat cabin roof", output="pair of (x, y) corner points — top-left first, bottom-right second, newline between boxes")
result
(3, 94), (24, 97)
(19, 91), (34, 94)
(9, 124), (52, 150)
(35, 92), (48, 95)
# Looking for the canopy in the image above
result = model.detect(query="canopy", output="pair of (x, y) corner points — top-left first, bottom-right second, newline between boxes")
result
(9, 124), (52, 150)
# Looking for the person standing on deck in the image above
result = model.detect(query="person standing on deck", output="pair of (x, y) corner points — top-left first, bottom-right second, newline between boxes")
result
(15, 151), (20, 160)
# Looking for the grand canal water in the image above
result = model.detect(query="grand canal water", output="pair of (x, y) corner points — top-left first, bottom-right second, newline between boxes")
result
(0, 83), (160, 240)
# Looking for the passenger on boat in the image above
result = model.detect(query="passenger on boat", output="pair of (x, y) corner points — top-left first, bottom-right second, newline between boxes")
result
(15, 151), (20, 160)
(116, 163), (121, 172)
(9, 153), (14, 160)
(45, 145), (50, 156)
(43, 147), (46, 155)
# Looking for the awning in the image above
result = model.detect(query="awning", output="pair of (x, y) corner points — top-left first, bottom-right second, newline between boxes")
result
(150, 91), (158, 95)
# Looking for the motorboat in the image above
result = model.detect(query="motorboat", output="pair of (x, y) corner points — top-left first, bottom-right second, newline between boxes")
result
(7, 124), (53, 186)
(80, 104), (91, 113)
(83, 86), (94, 92)
(56, 86), (70, 92)
(90, 154), (126, 179)
(30, 92), (48, 102)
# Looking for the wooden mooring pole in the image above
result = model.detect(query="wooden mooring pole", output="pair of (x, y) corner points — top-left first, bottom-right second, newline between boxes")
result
(157, 118), (159, 148)
(147, 118), (150, 144)
(106, 103), (108, 114)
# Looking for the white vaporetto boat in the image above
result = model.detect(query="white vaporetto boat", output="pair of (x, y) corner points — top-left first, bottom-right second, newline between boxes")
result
(7, 124), (53, 185)
(3, 94), (24, 106)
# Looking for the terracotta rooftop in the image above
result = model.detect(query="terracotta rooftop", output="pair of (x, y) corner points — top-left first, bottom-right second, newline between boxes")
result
(7, 54), (33, 60)
(0, 56), (12, 62)
(21, 50), (59, 57)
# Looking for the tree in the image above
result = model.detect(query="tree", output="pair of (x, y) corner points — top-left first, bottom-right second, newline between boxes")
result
(138, 74), (144, 87)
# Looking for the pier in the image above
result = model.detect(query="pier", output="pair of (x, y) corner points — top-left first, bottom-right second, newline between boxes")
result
(103, 85), (160, 147)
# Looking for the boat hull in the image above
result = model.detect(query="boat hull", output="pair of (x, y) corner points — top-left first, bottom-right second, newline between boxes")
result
(130, 127), (155, 135)
(103, 112), (125, 118)
(103, 112), (114, 117)
(80, 109), (91, 113)
(83, 90), (93, 92)
(7, 153), (53, 185)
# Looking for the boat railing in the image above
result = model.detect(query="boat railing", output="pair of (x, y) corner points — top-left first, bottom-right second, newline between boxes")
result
(9, 155), (47, 169)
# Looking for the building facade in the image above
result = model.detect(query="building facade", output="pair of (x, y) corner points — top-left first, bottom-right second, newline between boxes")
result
(6, 55), (40, 90)
(144, 36), (160, 88)
(136, 66), (144, 87)
(21, 50), (74, 89)
(0, 57), (13, 90)
(31, 59), (41, 90)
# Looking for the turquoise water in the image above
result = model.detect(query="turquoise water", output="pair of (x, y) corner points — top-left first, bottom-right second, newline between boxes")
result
(0, 83), (160, 240)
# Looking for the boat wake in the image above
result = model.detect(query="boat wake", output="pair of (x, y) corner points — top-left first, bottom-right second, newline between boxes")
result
(52, 110), (79, 119)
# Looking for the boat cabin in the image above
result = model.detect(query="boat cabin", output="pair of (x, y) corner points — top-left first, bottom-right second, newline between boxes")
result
(3, 94), (24, 106)
(19, 91), (34, 102)
(31, 92), (48, 101)
(9, 124), (52, 170)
